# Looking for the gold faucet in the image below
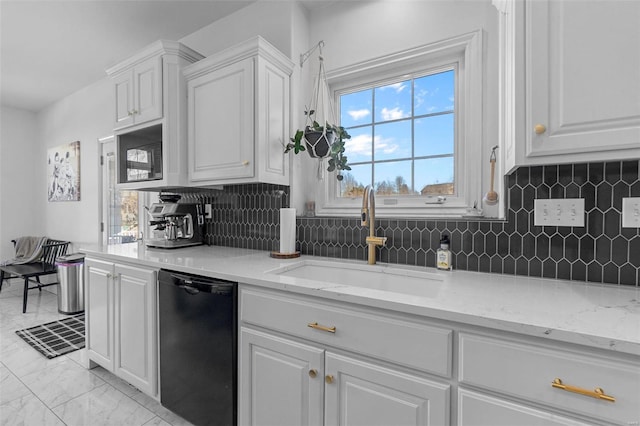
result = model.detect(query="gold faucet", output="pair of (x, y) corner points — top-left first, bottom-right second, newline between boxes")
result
(361, 185), (387, 265)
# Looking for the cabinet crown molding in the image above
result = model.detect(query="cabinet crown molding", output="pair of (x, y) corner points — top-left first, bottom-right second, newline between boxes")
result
(106, 40), (204, 77)
(183, 36), (294, 81)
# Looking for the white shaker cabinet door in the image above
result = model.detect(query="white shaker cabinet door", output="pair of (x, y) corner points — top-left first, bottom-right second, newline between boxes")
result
(132, 56), (162, 127)
(324, 352), (450, 426)
(188, 57), (254, 183)
(85, 258), (115, 371)
(526, 0), (640, 161)
(113, 71), (134, 130)
(113, 263), (157, 397)
(239, 327), (324, 426)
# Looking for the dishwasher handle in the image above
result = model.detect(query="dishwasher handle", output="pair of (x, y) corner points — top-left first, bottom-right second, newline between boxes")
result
(161, 270), (236, 295)
(178, 283), (201, 295)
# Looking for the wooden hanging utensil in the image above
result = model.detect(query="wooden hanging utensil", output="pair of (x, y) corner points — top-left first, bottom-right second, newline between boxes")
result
(484, 146), (499, 205)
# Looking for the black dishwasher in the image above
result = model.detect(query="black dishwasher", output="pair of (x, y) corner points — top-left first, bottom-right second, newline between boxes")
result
(158, 269), (237, 426)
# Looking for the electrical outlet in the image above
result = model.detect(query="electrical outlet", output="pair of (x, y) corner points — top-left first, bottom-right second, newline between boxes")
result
(534, 199), (585, 227)
(622, 197), (640, 228)
(204, 204), (212, 219)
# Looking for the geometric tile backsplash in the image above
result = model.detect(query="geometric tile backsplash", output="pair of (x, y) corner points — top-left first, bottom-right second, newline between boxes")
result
(184, 160), (639, 286)
(180, 183), (290, 251)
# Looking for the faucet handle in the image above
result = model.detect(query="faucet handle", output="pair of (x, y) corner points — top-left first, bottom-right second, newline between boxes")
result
(366, 236), (387, 247)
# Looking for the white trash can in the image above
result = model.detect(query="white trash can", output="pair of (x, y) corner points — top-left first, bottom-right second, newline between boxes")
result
(56, 253), (85, 314)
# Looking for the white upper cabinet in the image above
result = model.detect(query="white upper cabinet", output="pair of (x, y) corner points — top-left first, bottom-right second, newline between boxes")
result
(106, 40), (203, 190)
(111, 56), (162, 130)
(107, 41), (202, 131)
(499, 0), (640, 171)
(184, 36), (294, 187)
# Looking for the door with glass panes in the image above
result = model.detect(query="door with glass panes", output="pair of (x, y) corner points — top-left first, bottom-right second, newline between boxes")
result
(99, 136), (148, 246)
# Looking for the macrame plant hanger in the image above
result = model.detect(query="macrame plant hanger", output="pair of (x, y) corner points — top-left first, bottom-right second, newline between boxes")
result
(300, 41), (338, 178)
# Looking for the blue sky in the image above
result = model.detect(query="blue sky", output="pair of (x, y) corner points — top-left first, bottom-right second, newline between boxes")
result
(339, 70), (455, 195)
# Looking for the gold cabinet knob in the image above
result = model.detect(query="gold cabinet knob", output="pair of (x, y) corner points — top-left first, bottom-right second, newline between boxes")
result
(308, 369), (317, 378)
(534, 124), (546, 135)
(242, 160), (250, 166)
(325, 375), (334, 384)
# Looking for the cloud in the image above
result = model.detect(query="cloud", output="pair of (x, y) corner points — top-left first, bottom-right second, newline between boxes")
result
(347, 109), (370, 121)
(345, 134), (373, 157)
(344, 133), (401, 157)
(380, 107), (406, 121)
(374, 135), (400, 155)
(379, 82), (407, 94)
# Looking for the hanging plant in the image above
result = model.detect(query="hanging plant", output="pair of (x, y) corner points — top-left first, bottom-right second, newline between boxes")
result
(284, 41), (351, 181)
(285, 111), (351, 180)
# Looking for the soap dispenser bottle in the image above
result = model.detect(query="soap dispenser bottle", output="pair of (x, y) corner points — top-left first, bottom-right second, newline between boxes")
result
(436, 234), (452, 271)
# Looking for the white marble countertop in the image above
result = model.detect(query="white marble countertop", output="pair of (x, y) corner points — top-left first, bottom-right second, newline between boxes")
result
(79, 243), (640, 356)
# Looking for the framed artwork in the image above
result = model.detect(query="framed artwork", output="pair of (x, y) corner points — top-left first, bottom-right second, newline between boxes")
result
(48, 141), (81, 202)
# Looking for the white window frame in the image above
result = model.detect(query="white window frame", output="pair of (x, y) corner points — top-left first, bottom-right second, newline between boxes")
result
(315, 31), (483, 218)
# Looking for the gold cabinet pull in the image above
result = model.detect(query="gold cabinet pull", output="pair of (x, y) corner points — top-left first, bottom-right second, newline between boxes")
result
(551, 378), (615, 402)
(307, 322), (336, 333)
(308, 369), (317, 378)
(325, 375), (334, 384)
(534, 124), (547, 135)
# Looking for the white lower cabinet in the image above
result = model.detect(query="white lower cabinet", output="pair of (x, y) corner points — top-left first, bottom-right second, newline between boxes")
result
(458, 389), (591, 426)
(239, 286), (451, 426)
(85, 257), (158, 397)
(239, 285), (640, 426)
(458, 333), (640, 426)
(240, 327), (449, 426)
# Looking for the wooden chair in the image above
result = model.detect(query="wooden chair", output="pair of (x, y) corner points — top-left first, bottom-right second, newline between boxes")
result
(0, 239), (70, 313)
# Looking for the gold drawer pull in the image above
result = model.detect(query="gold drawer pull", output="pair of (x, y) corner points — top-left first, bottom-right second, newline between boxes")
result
(309, 369), (318, 378)
(551, 378), (615, 402)
(307, 322), (336, 333)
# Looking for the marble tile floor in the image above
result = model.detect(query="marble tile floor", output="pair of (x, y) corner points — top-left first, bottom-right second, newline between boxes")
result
(0, 279), (194, 426)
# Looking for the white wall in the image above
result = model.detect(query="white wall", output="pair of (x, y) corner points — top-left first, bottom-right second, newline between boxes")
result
(36, 78), (113, 249)
(179, 0), (296, 57)
(0, 107), (42, 260)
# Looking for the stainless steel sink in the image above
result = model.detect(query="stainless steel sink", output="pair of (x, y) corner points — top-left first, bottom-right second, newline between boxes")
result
(267, 259), (444, 298)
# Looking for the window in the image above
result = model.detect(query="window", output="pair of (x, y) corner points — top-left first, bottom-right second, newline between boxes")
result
(126, 148), (151, 181)
(316, 31), (483, 218)
(338, 69), (456, 198)
(100, 136), (154, 246)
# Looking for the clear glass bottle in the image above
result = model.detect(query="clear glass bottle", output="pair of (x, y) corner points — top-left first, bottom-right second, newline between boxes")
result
(436, 234), (452, 271)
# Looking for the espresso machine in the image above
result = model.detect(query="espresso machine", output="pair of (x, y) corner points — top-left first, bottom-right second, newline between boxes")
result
(146, 202), (204, 249)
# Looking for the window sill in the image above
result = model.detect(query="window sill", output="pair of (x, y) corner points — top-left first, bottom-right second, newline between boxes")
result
(315, 204), (486, 220)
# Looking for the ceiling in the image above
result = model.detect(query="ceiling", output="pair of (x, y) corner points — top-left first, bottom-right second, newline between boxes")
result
(0, 0), (258, 112)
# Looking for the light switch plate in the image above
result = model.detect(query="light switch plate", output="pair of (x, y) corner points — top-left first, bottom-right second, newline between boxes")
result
(622, 197), (640, 228)
(534, 199), (585, 227)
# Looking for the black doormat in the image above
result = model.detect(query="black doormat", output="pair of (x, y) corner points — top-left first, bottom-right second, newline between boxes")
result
(15, 313), (85, 359)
